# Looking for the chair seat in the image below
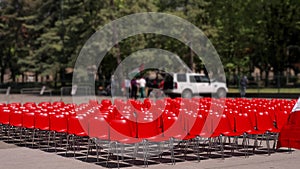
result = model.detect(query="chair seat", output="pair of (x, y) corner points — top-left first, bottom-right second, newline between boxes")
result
(55, 129), (67, 133)
(74, 132), (88, 137)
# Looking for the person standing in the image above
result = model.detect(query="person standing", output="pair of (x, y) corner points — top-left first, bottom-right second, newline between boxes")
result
(124, 78), (131, 98)
(110, 75), (116, 96)
(137, 76), (146, 98)
(131, 77), (138, 99)
(240, 75), (248, 97)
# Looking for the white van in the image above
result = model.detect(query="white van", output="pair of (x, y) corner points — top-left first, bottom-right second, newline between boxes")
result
(163, 73), (228, 98)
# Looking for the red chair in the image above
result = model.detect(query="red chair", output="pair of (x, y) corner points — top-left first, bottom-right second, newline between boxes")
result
(52, 101), (65, 108)
(0, 107), (10, 135)
(256, 111), (281, 155)
(33, 111), (50, 147)
(66, 115), (88, 156)
(108, 118), (144, 167)
(235, 112), (265, 156)
(182, 113), (206, 162)
(38, 102), (51, 108)
(256, 111), (280, 133)
(246, 109), (257, 128)
(49, 113), (68, 152)
(23, 102), (36, 108)
(140, 116), (177, 165)
(99, 100), (113, 115)
(210, 114), (239, 137)
(111, 102), (175, 166)
(0, 103), (6, 107)
(86, 114), (110, 161)
(275, 110), (290, 130)
(35, 111), (50, 131)
(0, 107), (11, 140)
(204, 113), (244, 158)
(109, 118), (138, 141)
(22, 111), (35, 145)
(7, 102), (21, 108)
(67, 114), (88, 137)
(162, 114), (187, 140)
(118, 100), (177, 163)
(9, 110), (23, 141)
(188, 114), (207, 138)
(101, 99), (112, 108)
(143, 98), (153, 110)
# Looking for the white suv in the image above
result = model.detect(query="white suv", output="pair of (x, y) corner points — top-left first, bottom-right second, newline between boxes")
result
(163, 73), (228, 98)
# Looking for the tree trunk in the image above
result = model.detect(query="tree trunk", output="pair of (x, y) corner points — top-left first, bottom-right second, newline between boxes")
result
(60, 67), (65, 86)
(0, 68), (4, 83)
(54, 70), (58, 88)
(11, 69), (16, 82)
(22, 73), (25, 83)
(35, 71), (39, 82)
(265, 70), (269, 87)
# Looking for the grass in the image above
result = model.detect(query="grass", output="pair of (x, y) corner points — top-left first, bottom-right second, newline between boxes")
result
(228, 88), (300, 94)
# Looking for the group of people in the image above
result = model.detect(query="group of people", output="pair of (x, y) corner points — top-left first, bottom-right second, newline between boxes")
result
(117, 74), (248, 98)
(128, 76), (147, 99)
(110, 74), (164, 99)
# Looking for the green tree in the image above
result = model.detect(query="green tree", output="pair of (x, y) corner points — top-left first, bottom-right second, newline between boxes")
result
(0, 0), (40, 82)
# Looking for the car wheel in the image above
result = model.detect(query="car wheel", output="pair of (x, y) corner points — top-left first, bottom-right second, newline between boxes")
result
(182, 89), (193, 98)
(217, 88), (226, 98)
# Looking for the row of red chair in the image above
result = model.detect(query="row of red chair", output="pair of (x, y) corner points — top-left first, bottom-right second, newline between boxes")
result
(0, 98), (295, 139)
(0, 98), (295, 142)
(87, 97), (296, 162)
(0, 97), (296, 166)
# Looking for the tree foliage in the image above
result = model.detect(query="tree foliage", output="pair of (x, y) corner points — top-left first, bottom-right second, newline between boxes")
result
(0, 0), (299, 87)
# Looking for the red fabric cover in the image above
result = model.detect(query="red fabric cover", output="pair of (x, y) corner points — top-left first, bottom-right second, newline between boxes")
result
(277, 109), (300, 149)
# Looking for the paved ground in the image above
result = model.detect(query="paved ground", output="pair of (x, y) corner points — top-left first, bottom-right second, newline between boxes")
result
(0, 140), (300, 169)
(1, 94), (94, 104)
(1, 94), (300, 169)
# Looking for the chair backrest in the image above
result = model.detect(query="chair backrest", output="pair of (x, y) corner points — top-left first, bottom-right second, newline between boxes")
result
(129, 99), (143, 111)
(23, 102), (36, 107)
(52, 101), (65, 107)
(35, 111), (50, 131)
(143, 98), (153, 110)
(101, 99), (112, 108)
(109, 119), (134, 140)
(246, 109), (257, 128)
(50, 114), (67, 133)
(256, 111), (276, 132)
(10, 110), (23, 127)
(0, 103), (6, 107)
(162, 115), (187, 138)
(88, 115), (109, 139)
(7, 102), (21, 108)
(22, 112), (35, 129)
(0, 107), (10, 125)
(275, 110), (290, 130)
(136, 117), (161, 139)
(67, 115), (88, 136)
(211, 113), (234, 137)
(225, 109), (237, 131)
(38, 102), (51, 108)
(200, 112), (215, 137)
(235, 113), (255, 133)
(189, 114), (206, 136)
